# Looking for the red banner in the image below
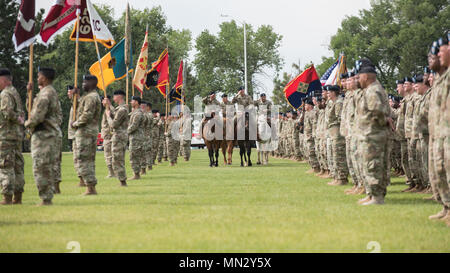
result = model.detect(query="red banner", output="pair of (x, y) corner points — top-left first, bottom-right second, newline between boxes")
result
(13, 0), (36, 52)
(39, 0), (78, 45)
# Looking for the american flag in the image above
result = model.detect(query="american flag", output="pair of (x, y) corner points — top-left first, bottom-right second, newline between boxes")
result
(320, 60), (338, 86)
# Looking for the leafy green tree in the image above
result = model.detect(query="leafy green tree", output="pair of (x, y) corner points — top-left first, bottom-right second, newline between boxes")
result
(194, 20), (283, 98)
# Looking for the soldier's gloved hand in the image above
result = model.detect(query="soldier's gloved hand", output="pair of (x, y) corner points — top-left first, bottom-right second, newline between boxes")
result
(27, 82), (33, 91)
(70, 121), (78, 129)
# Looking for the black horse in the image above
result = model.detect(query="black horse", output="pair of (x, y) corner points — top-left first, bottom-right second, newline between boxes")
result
(235, 112), (255, 167)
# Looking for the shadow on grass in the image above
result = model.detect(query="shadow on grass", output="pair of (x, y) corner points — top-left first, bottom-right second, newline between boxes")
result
(0, 220), (84, 226)
(386, 197), (440, 206)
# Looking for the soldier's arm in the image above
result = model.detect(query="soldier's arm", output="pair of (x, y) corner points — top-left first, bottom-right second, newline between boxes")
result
(25, 94), (49, 130)
(72, 96), (97, 128)
(335, 101), (343, 123)
(128, 112), (142, 135)
(111, 107), (126, 129)
(0, 92), (18, 123)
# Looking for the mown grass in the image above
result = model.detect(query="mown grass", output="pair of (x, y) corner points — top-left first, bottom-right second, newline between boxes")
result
(0, 150), (448, 253)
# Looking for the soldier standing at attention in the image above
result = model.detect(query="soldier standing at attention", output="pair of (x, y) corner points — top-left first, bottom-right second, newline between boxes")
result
(355, 58), (391, 205)
(128, 96), (145, 180)
(326, 85), (349, 186)
(68, 87), (83, 186)
(166, 113), (178, 166)
(158, 114), (167, 163)
(101, 95), (115, 178)
(144, 102), (155, 171)
(139, 101), (150, 175)
(104, 90), (129, 187)
(304, 99), (320, 173)
(0, 68), (25, 205)
(70, 75), (102, 195)
(180, 112), (192, 161)
(25, 67), (62, 206)
(150, 110), (160, 166)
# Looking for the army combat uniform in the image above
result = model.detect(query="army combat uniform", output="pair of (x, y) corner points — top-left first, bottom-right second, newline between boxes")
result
(0, 84), (25, 204)
(72, 89), (102, 189)
(25, 84), (62, 203)
(106, 103), (129, 183)
(128, 107), (145, 176)
(101, 104), (115, 177)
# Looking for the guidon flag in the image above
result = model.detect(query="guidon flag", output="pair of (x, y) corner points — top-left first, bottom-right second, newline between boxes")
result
(13, 0), (36, 52)
(284, 65), (322, 109)
(145, 49), (169, 97)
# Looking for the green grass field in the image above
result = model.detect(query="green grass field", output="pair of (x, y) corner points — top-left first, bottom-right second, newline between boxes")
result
(0, 150), (448, 253)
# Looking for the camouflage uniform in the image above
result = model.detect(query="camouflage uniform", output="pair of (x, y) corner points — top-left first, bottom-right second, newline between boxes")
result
(391, 107), (402, 173)
(0, 85), (25, 197)
(150, 116), (160, 165)
(352, 89), (365, 187)
(180, 116), (192, 160)
(158, 119), (167, 162)
(315, 108), (327, 172)
(413, 89), (431, 188)
(25, 85), (62, 202)
(304, 109), (320, 170)
(405, 92), (421, 187)
(101, 104), (114, 176)
(106, 103), (129, 182)
(343, 90), (359, 186)
(54, 100), (63, 186)
(166, 118), (178, 164)
(144, 111), (154, 169)
(397, 96), (413, 185)
(128, 107), (145, 175)
(72, 90), (102, 187)
(356, 81), (391, 197)
(69, 106), (79, 177)
(430, 69), (450, 207)
(324, 99), (335, 177)
(327, 96), (348, 183)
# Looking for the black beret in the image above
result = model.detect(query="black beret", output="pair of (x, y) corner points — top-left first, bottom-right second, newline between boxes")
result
(413, 74), (424, 83)
(278, 112), (283, 115)
(238, 86), (245, 91)
(152, 110), (159, 114)
(396, 79), (404, 85)
(424, 67), (432, 74)
(260, 93), (266, 97)
(147, 102), (152, 108)
(292, 111), (298, 116)
(430, 46), (439, 55)
(327, 85), (341, 92)
(357, 58), (377, 74)
(38, 67), (56, 80)
(438, 36), (449, 47)
(305, 99), (314, 106)
(340, 73), (349, 79)
(323, 85), (329, 91)
(83, 74), (98, 81)
(221, 94), (228, 98)
(160, 113), (166, 117)
(101, 95), (111, 100)
(113, 90), (126, 96)
(0, 68), (11, 77)
(347, 71), (356, 78)
(209, 91), (216, 96)
(403, 77), (413, 83)
(131, 96), (141, 104)
(141, 100), (147, 105)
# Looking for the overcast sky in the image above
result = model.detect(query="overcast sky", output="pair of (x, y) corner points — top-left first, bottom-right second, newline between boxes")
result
(34, 0), (372, 97)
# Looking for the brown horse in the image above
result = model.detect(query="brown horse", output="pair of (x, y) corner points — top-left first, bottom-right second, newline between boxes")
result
(201, 115), (222, 167)
(221, 117), (236, 165)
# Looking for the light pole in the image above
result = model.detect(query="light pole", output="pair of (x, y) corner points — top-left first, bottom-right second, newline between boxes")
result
(221, 14), (248, 96)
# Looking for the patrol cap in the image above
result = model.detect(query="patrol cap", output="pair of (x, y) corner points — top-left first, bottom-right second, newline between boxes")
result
(0, 68), (11, 77)
(113, 90), (126, 96)
(403, 77), (413, 83)
(131, 96), (141, 104)
(38, 67), (56, 81)
(412, 74), (424, 83)
(357, 58), (376, 74)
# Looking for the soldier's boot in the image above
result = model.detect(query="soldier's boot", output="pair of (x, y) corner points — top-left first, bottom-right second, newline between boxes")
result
(141, 168), (147, 175)
(423, 194), (437, 201)
(327, 180), (338, 186)
(164, 157), (168, 162)
(158, 159), (162, 163)
(362, 195), (384, 206)
(0, 194), (13, 205)
(54, 182), (61, 194)
(358, 195), (371, 205)
(429, 207), (448, 220)
(306, 169), (315, 174)
(356, 187), (366, 195)
(106, 167), (115, 178)
(130, 173), (141, 180)
(120, 180), (128, 187)
(78, 177), (86, 187)
(313, 168), (321, 174)
(409, 184), (423, 193)
(37, 200), (53, 207)
(36, 200), (52, 206)
(349, 186), (362, 195)
(83, 185), (97, 196)
(12, 192), (22, 205)
(170, 162), (175, 167)
(148, 165), (153, 171)
(345, 185), (358, 195)
(184, 157), (189, 162)
(401, 183), (415, 193)
(316, 170), (325, 177)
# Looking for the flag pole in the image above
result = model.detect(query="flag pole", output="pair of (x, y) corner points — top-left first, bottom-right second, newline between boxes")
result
(165, 45), (169, 134)
(27, 43), (34, 117)
(73, 8), (81, 121)
(94, 37), (107, 98)
(125, 2), (131, 105)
